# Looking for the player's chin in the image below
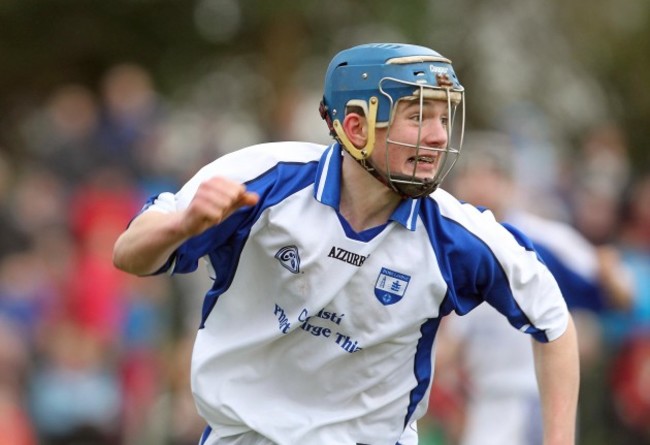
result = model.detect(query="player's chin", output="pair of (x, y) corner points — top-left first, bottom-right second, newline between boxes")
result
(391, 172), (437, 187)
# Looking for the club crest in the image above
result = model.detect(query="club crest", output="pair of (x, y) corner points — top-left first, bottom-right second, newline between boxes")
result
(374, 267), (410, 305)
(275, 245), (301, 274)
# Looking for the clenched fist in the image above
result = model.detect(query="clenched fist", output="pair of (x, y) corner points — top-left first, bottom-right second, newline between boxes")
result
(180, 177), (259, 237)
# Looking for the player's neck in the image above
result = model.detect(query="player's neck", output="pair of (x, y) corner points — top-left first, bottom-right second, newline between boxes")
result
(339, 153), (402, 232)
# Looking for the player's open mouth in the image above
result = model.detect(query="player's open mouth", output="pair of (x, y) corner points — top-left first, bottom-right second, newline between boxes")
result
(407, 155), (436, 164)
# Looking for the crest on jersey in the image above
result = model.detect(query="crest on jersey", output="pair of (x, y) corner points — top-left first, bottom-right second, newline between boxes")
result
(275, 245), (301, 274)
(374, 267), (410, 305)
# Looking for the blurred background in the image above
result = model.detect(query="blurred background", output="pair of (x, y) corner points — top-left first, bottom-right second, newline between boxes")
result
(0, 1), (648, 444)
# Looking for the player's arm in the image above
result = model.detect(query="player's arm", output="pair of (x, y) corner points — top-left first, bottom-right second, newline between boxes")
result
(113, 176), (259, 276)
(532, 314), (580, 445)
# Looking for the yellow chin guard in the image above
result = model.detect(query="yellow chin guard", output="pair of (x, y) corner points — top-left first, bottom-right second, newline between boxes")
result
(332, 96), (379, 160)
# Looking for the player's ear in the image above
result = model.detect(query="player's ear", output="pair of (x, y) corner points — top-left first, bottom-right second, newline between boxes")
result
(341, 111), (368, 149)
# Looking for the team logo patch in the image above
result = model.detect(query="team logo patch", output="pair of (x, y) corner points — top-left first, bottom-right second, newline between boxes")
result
(374, 267), (410, 305)
(275, 245), (301, 274)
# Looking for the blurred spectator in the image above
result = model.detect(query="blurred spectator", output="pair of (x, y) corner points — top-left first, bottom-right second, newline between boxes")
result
(0, 316), (37, 445)
(19, 84), (106, 190)
(0, 241), (61, 348)
(616, 174), (650, 337)
(65, 162), (176, 444)
(29, 320), (122, 445)
(450, 130), (632, 312)
(138, 334), (205, 445)
(602, 173), (650, 443)
(0, 153), (31, 259)
(568, 122), (631, 245)
(571, 185), (622, 246)
(574, 122), (631, 204)
(1, 60), (189, 445)
(619, 173), (650, 253)
(431, 130), (633, 445)
(66, 165), (143, 344)
(499, 102), (568, 220)
(6, 165), (69, 235)
(97, 63), (169, 193)
(119, 275), (174, 445)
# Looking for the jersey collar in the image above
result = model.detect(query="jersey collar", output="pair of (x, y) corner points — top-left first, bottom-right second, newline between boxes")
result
(313, 143), (420, 231)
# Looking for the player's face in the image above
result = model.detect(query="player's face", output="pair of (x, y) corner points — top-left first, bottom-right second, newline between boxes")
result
(372, 98), (449, 183)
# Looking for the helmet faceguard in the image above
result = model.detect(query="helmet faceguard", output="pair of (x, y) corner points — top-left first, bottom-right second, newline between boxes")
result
(320, 43), (465, 198)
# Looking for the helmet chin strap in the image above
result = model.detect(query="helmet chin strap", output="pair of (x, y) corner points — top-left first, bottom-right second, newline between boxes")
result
(354, 154), (438, 199)
(389, 177), (439, 198)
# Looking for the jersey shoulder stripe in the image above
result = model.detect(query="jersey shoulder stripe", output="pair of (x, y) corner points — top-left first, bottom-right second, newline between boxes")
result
(421, 189), (514, 314)
(175, 142), (327, 208)
(423, 189), (564, 342)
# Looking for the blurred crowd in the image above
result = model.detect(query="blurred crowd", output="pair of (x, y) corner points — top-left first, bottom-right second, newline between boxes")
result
(0, 60), (648, 445)
(0, 64), (210, 445)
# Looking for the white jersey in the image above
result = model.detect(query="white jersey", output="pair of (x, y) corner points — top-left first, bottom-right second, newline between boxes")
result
(143, 142), (569, 445)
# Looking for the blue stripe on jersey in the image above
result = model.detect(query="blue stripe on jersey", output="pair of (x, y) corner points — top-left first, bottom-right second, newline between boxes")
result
(314, 144), (338, 205)
(404, 316), (441, 427)
(336, 212), (388, 241)
(501, 222), (542, 260)
(199, 425), (212, 445)
(404, 291), (460, 428)
(167, 160), (319, 328)
(419, 198), (547, 341)
(139, 195), (157, 213)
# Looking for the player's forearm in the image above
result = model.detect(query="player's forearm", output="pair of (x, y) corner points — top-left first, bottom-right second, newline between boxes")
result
(113, 210), (188, 276)
(532, 315), (580, 445)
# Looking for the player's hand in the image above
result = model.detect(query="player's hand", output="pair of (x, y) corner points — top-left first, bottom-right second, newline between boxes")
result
(180, 176), (259, 237)
(595, 245), (633, 310)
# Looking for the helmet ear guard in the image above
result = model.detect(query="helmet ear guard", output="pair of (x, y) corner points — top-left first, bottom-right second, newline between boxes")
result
(331, 96), (379, 160)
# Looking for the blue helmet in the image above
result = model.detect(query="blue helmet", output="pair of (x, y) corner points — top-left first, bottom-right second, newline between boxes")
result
(322, 43), (463, 127)
(319, 43), (465, 197)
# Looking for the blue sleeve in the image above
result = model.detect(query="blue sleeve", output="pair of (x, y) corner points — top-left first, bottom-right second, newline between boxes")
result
(532, 242), (604, 312)
(161, 160), (319, 275)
